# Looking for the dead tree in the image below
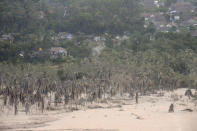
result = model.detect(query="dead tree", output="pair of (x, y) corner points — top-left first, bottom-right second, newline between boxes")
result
(14, 98), (18, 115)
(3, 96), (7, 106)
(136, 92), (138, 104)
(64, 92), (69, 105)
(25, 102), (30, 115)
(41, 96), (44, 113)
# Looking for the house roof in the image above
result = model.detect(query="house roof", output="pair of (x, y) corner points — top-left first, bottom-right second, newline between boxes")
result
(191, 30), (197, 37)
(148, 13), (168, 26)
(170, 2), (195, 20)
(50, 47), (67, 52)
(183, 18), (197, 26)
(140, 12), (152, 18)
(1, 34), (14, 40)
(193, 17), (197, 21)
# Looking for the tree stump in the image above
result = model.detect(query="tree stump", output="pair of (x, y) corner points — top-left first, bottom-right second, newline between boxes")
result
(168, 103), (174, 113)
(185, 89), (193, 99)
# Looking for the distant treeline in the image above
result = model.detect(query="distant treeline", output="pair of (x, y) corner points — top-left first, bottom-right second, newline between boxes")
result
(0, 0), (142, 34)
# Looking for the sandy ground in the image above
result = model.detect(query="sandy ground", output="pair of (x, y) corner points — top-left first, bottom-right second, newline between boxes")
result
(0, 88), (197, 131)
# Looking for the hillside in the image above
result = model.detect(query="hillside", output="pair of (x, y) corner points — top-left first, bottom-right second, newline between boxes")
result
(0, 0), (197, 130)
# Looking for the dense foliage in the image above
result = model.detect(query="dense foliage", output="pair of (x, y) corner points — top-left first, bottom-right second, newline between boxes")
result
(0, 0), (142, 34)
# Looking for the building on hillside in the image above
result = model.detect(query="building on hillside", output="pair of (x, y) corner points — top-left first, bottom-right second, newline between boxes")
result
(51, 32), (73, 43)
(182, 18), (197, 27)
(141, 12), (171, 32)
(0, 34), (14, 43)
(38, 11), (45, 19)
(170, 2), (196, 20)
(174, 16), (180, 21)
(94, 36), (106, 42)
(56, 32), (73, 40)
(151, 13), (169, 31)
(191, 30), (197, 37)
(50, 47), (67, 59)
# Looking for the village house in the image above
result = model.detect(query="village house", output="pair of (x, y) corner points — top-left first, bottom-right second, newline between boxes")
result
(152, 13), (169, 31)
(191, 30), (197, 37)
(188, 19), (197, 26)
(142, 0), (158, 9)
(52, 32), (73, 41)
(94, 36), (106, 42)
(142, 0), (165, 9)
(38, 11), (45, 19)
(141, 12), (171, 32)
(174, 16), (180, 21)
(0, 34), (14, 43)
(182, 18), (197, 27)
(49, 47), (67, 59)
(170, 2), (196, 21)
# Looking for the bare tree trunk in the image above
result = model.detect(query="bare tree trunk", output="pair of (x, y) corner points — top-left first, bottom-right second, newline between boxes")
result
(25, 102), (30, 115)
(14, 99), (18, 115)
(136, 92), (138, 104)
(41, 97), (44, 113)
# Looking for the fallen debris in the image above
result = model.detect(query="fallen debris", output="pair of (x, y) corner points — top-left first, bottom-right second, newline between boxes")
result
(131, 113), (144, 120)
(181, 109), (193, 112)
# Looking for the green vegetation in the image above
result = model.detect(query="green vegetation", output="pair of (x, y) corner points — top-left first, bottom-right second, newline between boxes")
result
(0, 0), (142, 34)
(0, 0), (197, 115)
(0, 0), (143, 62)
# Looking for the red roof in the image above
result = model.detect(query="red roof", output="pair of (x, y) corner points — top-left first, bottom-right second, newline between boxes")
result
(193, 17), (197, 21)
(50, 47), (66, 52)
